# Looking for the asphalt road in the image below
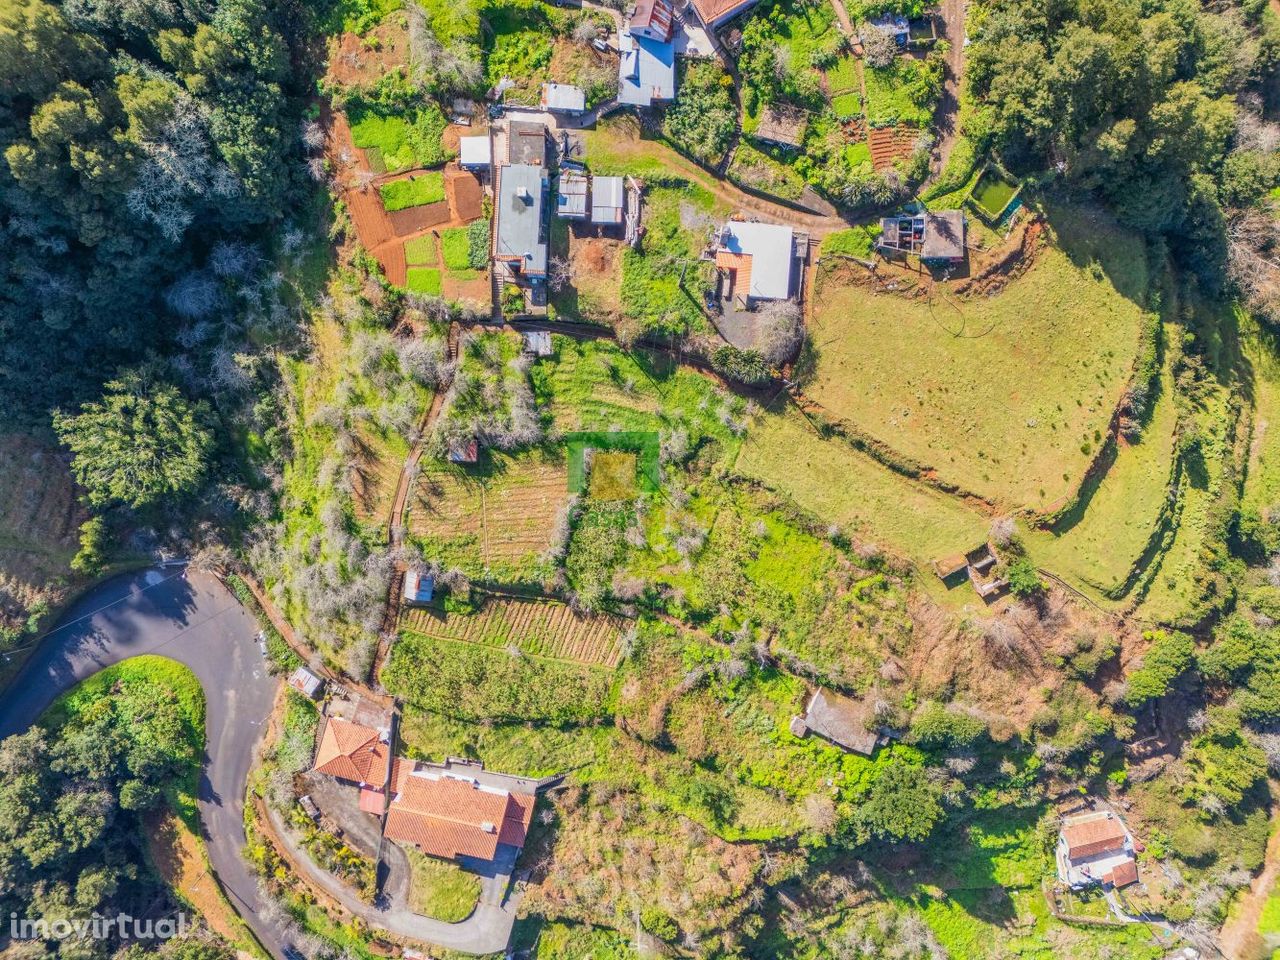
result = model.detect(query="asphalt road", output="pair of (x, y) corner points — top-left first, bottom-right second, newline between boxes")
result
(0, 566), (290, 959)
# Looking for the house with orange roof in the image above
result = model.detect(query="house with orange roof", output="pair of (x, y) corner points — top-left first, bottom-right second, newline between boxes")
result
(1055, 810), (1140, 890)
(311, 716), (392, 794)
(686, 0), (761, 29)
(383, 759), (537, 864)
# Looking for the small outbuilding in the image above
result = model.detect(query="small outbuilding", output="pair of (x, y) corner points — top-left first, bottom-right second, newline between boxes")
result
(459, 135), (491, 170)
(403, 568), (435, 605)
(793, 687), (879, 755)
(1057, 811), (1139, 890)
(877, 210), (966, 265)
(556, 172), (589, 219)
(540, 83), (587, 114)
(591, 175), (625, 225)
(287, 666), (324, 700)
(448, 438), (480, 463)
(629, 0), (674, 41)
(713, 220), (799, 303)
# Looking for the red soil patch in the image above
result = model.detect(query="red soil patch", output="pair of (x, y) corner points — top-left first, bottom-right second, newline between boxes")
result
(448, 170), (484, 223)
(868, 125), (919, 171)
(574, 236), (617, 275)
(390, 201), (452, 235)
(326, 22), (409, 88)
(347, 188), (395, 249)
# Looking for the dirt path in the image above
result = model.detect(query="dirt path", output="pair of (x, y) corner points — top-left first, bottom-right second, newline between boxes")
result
(828, 0), (855, 38)
(928, 0), (967, 182)
(1220, 780), (1280, 960)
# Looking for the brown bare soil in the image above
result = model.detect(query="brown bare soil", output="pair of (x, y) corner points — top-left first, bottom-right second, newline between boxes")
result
(326, 21), (409, 89)
(389, 201), (452, 236)
(447, 169), (484, 223)
(954, 218), (1044, 297)
(401, 596), (628, 667)
(146, 809), (245, 945)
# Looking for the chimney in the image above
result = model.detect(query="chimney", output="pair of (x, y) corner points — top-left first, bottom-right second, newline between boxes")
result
(480, 821), (496, 833)
(517, 185), (530, 202)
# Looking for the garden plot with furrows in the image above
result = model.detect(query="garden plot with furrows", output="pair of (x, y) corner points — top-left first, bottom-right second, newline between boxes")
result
(406, 449), (570, 582)
(401, 595), (630, 667)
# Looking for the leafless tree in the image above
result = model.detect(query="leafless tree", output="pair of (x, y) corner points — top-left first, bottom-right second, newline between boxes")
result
(1227, 205), (1280, 325)
(301, 119), (326, 151)
(547, 255), (572, 292)
(862, 24), (899, 68)
(573, 17), (601, 44)
(755, 298), (804, 365)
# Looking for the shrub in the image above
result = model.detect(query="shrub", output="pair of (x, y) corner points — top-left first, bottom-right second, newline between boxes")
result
(1005, 556), (1043, 598)
(711, 345), (773, 386)
(909, 701), (987, 748)
(851, 758), (943, 843)
(1125, 630), (1196, 707)
(466, 218), (490, 269)
(663, 61), (737, 165)
(381, 172), (447, 211)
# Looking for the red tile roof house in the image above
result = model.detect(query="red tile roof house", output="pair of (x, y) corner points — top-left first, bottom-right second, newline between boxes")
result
(383, 759), (536, 864)
(1055, 811), (1140, 890)
(311, 717), (393, 813)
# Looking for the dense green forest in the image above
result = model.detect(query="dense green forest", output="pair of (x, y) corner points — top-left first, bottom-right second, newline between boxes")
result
(0, 658), (236, 958)
(0, 0), (308, 421)
(965, 0), (1280, 298)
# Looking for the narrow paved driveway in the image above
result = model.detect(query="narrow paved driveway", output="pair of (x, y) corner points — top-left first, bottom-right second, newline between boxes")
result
(0, 567), (289, 959)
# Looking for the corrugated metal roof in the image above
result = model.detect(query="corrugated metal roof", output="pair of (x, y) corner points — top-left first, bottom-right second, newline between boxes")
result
(718, 221), (795, 300)
(591, 176), (625, 223)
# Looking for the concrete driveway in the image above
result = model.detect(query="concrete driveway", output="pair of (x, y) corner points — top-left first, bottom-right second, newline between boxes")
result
(0, 566), (290, 959)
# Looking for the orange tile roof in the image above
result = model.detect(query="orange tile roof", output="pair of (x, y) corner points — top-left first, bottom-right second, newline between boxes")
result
(715, 250), (753, 299)
(688, 0), (756, 25)
(312, 717), (390, 786)
(1062, 814), (1127, 860)
(383, 765), (535, 861)
(1105, 859), (1138, 888)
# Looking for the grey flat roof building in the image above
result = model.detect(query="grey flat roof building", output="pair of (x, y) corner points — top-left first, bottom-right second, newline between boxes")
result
(495, 164), (549, 280)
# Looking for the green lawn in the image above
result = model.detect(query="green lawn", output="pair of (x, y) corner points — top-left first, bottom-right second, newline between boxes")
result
(1026, 365), (1178, 599)
(826, 55), (859, 95)
(441, 227), (472, 269)
(734, 401), (990, 567)
(804, 201), (1150, 510)
(406, 266), (442, 295)
(404, 850), (482, 921)
(820, 223), (881, 259)
(832, 91), (863, 120)
(404, 233), (437, 266)
(381, 172), (446, 211)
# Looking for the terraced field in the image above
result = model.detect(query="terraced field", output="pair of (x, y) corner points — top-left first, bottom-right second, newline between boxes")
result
(400, 596), (629, 667)
(406, 450), (570, 581)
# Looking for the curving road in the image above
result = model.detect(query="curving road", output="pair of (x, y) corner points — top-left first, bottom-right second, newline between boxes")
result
(0, 566), (291, 959)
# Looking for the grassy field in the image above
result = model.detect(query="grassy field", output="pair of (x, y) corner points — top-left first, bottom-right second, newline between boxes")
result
(404, 233), (437, 265)
(1243, 313), (1280, 517)
(805, 202), (1150, 509)
(400, 596), (629, 667)
(404, 849), (481, 921)
(441, 227), (471, 269)
(735, 401), (990, 567)
(407, 447), (569, 584)
(1025, 365), (1178, 599)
